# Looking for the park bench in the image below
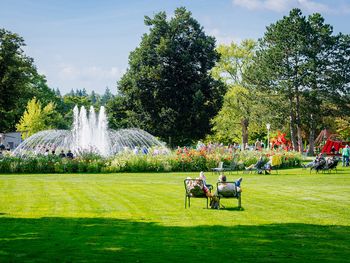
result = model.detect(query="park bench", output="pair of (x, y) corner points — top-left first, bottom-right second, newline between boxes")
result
(216, 181), (242, 209)
(184, 179), (213, 208)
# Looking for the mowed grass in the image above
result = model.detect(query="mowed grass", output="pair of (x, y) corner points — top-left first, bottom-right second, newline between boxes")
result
(0, 168), (350, 262)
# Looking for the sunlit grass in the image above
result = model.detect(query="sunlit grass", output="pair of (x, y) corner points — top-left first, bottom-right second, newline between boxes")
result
(0, 167), (349, 262)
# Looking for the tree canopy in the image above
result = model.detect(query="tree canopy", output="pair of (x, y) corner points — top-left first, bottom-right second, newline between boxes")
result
(0, 28), (62, 132)
(16, 98), (64, 139)
(111, 7), (225, 145)
(247, 9), (350, 152)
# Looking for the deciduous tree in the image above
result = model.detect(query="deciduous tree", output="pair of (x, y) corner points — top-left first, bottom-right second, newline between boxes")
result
(113, 7), (225, 145)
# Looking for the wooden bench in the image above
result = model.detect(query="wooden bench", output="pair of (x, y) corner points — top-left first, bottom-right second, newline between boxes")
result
(216, 181), (241, 208)
(184, 179), (213, 208)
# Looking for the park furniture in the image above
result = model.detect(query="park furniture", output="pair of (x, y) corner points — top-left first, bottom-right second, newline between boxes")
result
(211, 162), (225, 175)
(216, 181), (242, 208)
(184, 179), (213, 208)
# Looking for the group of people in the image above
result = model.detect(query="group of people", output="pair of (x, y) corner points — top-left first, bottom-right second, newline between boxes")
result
(43, 149), (74, 159)
(303, 144), (349, 169)
(185, 171), (242, 209)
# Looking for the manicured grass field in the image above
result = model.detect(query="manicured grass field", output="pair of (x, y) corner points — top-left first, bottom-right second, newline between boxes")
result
(0, 167), (349, 262)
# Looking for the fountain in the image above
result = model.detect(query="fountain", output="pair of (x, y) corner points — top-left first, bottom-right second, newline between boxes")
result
(13, 106), (168, 157)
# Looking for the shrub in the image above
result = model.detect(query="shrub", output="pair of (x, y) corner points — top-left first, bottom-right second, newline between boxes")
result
(0, 148), (302, 174)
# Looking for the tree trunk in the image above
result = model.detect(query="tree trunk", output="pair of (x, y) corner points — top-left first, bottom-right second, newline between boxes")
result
(309, 128), (315, 156)
(241, 118), (249, 150)
(289, 96), (298, 150)
(295, 91), (303, 153)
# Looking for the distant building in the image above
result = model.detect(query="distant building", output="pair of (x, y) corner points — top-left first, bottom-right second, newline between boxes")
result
(0, 132), (22, 150)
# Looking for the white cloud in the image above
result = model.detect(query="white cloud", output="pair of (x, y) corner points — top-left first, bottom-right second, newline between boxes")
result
(59, 64), (123, 80)
(233, 0), (263, 10)
(232, 0), (340, 13)
(208, 28), (242, 45)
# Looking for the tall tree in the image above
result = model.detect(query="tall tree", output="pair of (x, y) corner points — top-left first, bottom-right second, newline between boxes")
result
(0, 28), (61, 132)
(210, 39), (259, 146)
(0, 29), (34, 131)
(114, 7), (225, 145)
(301, 13), (336, 155)
(249, 9), (350, 153)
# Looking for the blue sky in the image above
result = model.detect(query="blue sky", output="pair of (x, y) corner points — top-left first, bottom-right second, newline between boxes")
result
(1, 0), (349, 95)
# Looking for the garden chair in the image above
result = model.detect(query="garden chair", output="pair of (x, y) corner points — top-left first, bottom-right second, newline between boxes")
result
(310, 159), (327, 173)
(184, 179), (213, 208)
(216, 181), (242, 209)
(223, 160), (240, 174)
(211, 161), (225, 174)
(244, 161), (265, 174)
(321, 158), (339, 173)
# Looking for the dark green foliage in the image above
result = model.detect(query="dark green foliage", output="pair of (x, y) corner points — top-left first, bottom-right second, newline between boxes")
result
(101, 87), (114, 106)
(0, 29), (34, 131)
(0, 28), (65, 131)
(113, 7), (225, 145)
(247, 9), (350, 152)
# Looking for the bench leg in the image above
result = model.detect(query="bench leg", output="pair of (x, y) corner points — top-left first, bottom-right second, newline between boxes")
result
(185, 196), (191, 208)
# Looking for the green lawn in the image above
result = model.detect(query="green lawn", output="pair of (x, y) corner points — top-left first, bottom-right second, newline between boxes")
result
(0, 168), (349, 262)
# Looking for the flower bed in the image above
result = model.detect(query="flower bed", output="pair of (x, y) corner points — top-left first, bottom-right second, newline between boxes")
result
(0, 148), (302, 174)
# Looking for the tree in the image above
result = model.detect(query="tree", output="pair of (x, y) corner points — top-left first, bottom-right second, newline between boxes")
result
(212, 39), (256, 85)
(249, 9), (350, 153)
(16, 98), (64, 139)
(114, 7), (225, 145)
(101, 87), (114, 105)
(0, 28), (62, 132)
(61, 95), (92, 127)
(90, 90), (101, 106)
(0, 29), (35, 131)
(210, 40), (259, 146)
(250, 9), (311, 152)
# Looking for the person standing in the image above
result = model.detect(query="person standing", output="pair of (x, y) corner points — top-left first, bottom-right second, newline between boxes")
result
(342, 145), (349, 166)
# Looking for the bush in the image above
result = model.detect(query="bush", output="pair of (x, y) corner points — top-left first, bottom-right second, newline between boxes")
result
(0, 148), (302, 174)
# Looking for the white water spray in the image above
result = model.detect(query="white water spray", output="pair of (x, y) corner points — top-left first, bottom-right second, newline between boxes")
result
(13, 106), (167, 157)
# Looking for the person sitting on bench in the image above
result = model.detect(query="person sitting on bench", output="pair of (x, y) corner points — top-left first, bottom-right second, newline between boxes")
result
(185, 171), (213, 198)
(217, 174), (242, 193)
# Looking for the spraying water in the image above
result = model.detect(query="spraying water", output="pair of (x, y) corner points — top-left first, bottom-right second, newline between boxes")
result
(13, 106), (167, 157)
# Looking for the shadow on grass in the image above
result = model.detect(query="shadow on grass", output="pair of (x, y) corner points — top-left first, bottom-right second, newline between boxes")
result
(0, 217), (349, 262)
(219, 206), (245, 211)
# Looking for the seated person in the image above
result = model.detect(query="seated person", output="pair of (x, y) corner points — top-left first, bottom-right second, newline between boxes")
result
(186, 171), (213, 198)
(245, 156), (265, 173)
(217, 174), (242, 194)
(311, 154), (327, 170)
(303, 153), (323, 168)
(331, 146), (336, 155)
(326, 156), (338, 167)
(58, 150), (66, 158)
(66, 150), (74, 159)
(262, 155), (273, 174)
